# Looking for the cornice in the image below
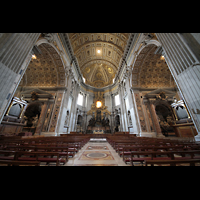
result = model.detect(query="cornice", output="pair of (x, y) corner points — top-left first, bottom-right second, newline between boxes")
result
(115, 33), (140, 83)
(57, 33), (83, 81)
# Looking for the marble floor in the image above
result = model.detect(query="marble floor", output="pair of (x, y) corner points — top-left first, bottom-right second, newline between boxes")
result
(64, 138), (127, 166)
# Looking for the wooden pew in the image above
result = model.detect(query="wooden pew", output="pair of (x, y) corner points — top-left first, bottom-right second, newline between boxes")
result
(0, 150), (16, 160)
(125, 150), (200, 166)
(0, 134), (91, 166)
(15, 151), (64, 166)
(34, 146), (69, 162)
(0, 160), (40, 166)
(16, 143), (78, 157)
(122, 145), (186, 161)
(145, 159), (200, 166)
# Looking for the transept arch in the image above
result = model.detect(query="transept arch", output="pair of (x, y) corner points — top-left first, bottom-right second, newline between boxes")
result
(19, 41), (66, 88)
(131, 43), (176, 89)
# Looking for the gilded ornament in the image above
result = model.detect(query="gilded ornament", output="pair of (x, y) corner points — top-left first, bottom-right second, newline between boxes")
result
(107, 67), (113, 73)
(85, 67), (90, 73)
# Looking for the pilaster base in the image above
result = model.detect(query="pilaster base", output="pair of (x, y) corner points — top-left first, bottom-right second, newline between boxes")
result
(139, 132), (157, 138)
(156, 132), (165, 138)
(40, 132), (56, 136)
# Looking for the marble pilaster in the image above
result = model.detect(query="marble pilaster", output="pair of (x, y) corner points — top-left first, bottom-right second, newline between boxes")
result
(0, 33), (40, 123)
(149, 103), (163, 137)
(156, 33), (200, 138)
(35, 102), (48, 135)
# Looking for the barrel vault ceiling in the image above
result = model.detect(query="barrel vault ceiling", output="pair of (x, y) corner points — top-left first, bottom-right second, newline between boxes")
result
(68, 33), (130, 88)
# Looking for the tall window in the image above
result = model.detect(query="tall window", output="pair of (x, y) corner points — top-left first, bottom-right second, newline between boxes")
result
(115, 94), (120, 106)
(77, 93), (83, 106)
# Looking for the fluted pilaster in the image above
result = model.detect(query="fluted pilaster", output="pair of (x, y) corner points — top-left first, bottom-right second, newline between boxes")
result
(0, 33), (40, 122)
(156, 33), (200, 136)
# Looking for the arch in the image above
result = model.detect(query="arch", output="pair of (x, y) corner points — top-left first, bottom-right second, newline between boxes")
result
(134, 39), (161, 62)
(8, 103), (22, 117)
(131, 42), (175, 89)
(20, 41), (66, 88)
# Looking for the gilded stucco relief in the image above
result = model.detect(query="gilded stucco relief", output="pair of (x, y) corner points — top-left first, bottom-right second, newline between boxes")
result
(68, 33), (130, 88)
(132, 44), (175, 89)
(19, 43), (65, 87)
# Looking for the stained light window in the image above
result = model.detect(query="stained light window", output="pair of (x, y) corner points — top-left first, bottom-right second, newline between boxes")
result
(77, 93), (83, 106)
(115, 94), (120, 106)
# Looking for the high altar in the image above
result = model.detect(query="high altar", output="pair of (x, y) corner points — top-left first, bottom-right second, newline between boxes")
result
(86, 92), (111, 134)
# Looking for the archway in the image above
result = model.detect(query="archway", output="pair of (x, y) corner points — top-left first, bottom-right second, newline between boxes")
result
(19, 43), (66, 87)
(132, 43), (177, 137)
(15, 41), (66, 135)
(132, 44), (176, 89)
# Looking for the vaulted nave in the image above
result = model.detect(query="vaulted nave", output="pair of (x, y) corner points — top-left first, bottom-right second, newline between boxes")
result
(0, 33), (200, 166)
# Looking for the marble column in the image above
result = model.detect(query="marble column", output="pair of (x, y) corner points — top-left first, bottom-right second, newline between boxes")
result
(118, 83), (128, 131)
(0, 33), (40, 123)
(149, 103), (163, 137)
(130, 88), (141, 136)
(69, 82), (80, 132)
(84, 112), (87, 133)
(35, 102), (48, 135)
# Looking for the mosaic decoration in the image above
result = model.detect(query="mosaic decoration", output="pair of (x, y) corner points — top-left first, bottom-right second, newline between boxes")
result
(79, 151), (114, 160)
(86, 146), (109, 150)
(49, 92), (63, 132)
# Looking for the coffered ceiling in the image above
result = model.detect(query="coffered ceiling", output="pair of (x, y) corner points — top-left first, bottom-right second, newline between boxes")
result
(68, 33), (130, 88)
(132, 44), (176, 89)
(19, 43), (65, 87)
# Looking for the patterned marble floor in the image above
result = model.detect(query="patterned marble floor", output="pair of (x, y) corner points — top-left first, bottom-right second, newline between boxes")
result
(64, 139), (127, 166)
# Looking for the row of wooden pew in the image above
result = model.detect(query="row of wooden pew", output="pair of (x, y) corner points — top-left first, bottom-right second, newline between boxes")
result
(0, 135), (90, 166)
(106, 135), (200, 166)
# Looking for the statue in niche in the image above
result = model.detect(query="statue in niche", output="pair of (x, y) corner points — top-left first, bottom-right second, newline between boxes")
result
(128, 110), (132, 126)
(115, 126), (119, 132)
(64, 110), (69, 126)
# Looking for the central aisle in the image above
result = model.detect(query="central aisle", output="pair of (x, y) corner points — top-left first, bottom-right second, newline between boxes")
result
(65, 138), (127, 166)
